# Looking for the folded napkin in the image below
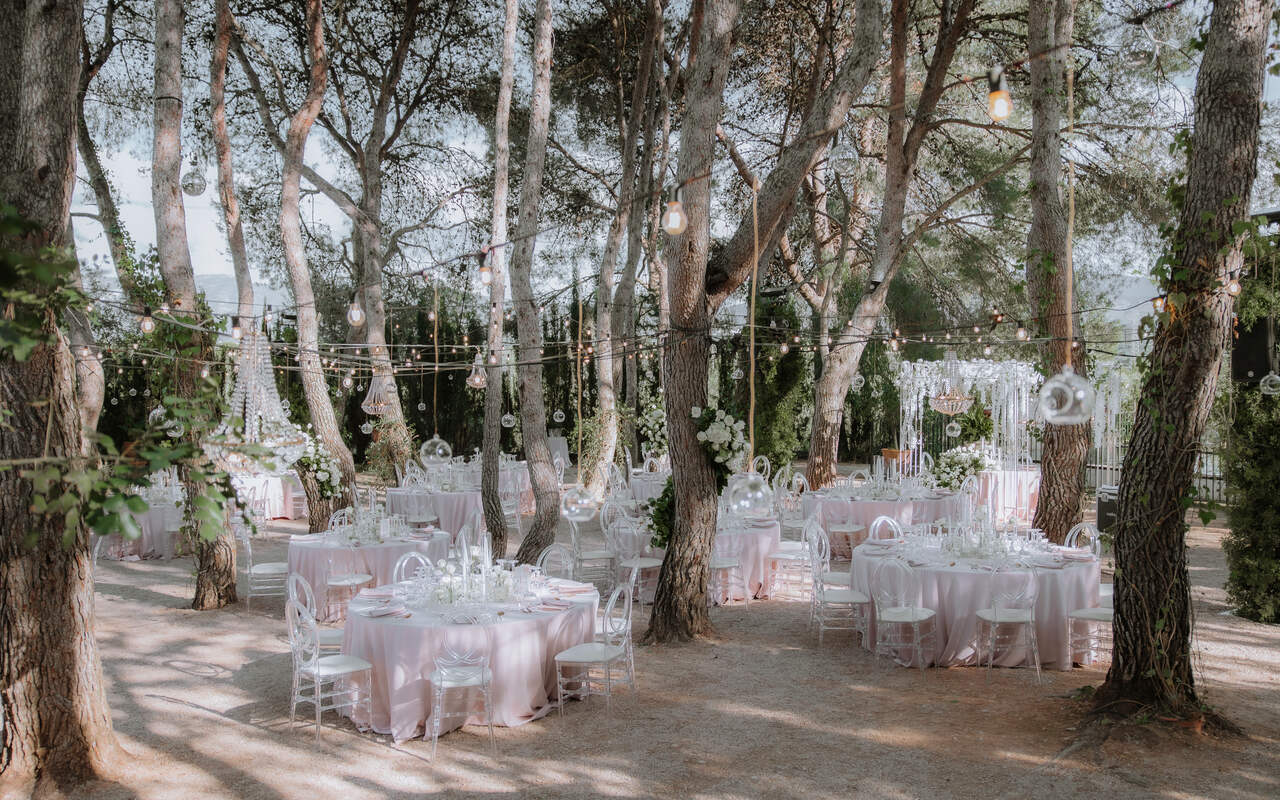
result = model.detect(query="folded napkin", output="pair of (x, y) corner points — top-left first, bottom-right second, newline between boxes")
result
(537, 600), (573, 611)
(1028, 558), (1065, 569)
(555, 585), (595, 595)
(363, 602), (409, 618)
(359, 586), (395, 600)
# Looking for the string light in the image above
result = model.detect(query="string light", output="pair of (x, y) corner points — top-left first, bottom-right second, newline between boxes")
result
(1226, 277), (1242, 297)
(1015, 323), (1029, 341)
(1152, 296), (1167, 313)
(139, 308), (156, 334)
(347, 301), (366, 327)
(987, 66), (1011, 121)
(231, 316), (243, 340)
(661, 187), (688, 236)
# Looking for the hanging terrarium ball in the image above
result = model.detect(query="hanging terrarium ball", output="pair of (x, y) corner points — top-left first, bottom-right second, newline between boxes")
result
(110, 397), (118, 406)
(420, 435), (452, 465)
(359, 421), (374, 435)
(1261, 371), (1280, 396)
(731, 367), (745, 380)
(560, 485), (598, 522)
(727, 471), (772, 518)
(280, 400), (290, 413)
(552, 409), (566, 424)
(945, 421), (962, 438)
(128, 388), (137, 397)
(143, 388), (151, 398)
(180, 168), (207, 196)
(417, 401), (427, 412)
(501, 413), (516, 428)
(1039, 364), (1094, 425)
(166, 422), (185, 439)
(851, 374), (865, 392)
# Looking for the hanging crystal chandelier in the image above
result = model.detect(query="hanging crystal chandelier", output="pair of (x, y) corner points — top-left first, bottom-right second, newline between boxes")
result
(203, 325), (307, 476)
(465, 353), (487, 389)
(928, 350), (974, 416)
(360, 371), (396, 416)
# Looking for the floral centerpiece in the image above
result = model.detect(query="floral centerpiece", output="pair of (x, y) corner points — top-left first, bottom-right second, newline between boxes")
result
(933, 443), (997, 490)
(295, 430), (343, 499)
(637, 394), (669, 457)
(647, 405), (749, 549)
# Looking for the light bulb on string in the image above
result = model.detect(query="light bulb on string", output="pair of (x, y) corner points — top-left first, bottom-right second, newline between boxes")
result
(465, 353), (487, 389)
(200, 366), (210, 379)
(982, 344), (992, 356)
(661, 186), (688, 236)
(1225, 277), (1242, 297)
(987, 65), (1012, 121)
(780, 343), (789, 355)
(347, 301), (366, 327)
(139, 308), (156, 334)
(1015, 324), (1029, 341)
(1152, 295), (1167, 313)
(231, 317), (243, 340)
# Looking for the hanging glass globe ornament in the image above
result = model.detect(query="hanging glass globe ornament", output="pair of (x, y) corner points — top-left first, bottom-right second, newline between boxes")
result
(552, 409), (566, 424)
(360, 421), (374, 435)
(1260, 371), (1280, 396)
(851, 374), (865, 392)
(417, 401), (427, 412)
(128, 388), (137, 397)
(560, 485), (598, 522)
(360, 372), (396, 416)
(180, 168), (206, 196)
(727, 471), (773, 518)
(143, 388), (151, 397)
(110, 397), (118, 406)
(342, 375), (354, 389)
(420, 435), (453, 465)
(1039, 364), (1095, 425)
(501, 413), (516, 428)
(946, 421), (962, 438)
(731, 367), (744, 380)
(465, 353), (487, 389)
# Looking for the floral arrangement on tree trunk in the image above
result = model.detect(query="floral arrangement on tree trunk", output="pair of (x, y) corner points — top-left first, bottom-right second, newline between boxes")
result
(933, 443), (996, 490)
(295, 429), (343, 499)
(637, 393), (668, 457)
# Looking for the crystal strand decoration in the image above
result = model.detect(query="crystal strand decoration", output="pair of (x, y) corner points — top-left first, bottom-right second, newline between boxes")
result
(204, 322), (308, 475)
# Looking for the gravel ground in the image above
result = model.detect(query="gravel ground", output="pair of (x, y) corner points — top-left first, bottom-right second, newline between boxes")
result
(57, 509), (1279, 800)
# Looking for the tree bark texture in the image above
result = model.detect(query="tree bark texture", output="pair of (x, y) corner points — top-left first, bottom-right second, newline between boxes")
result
(1026, 0), (1086, 544)
(211, 0), (255, 322)
(275, 0), (357, 528)
(1097, 0), (1271, 715)
(153, 0), (236, 610)
(805, 0), (977, 489)
(481, 0), (518, 557)
(645, 0), (742, 642)
(0, 0), (122, 790)
(508, 0), (560, 566)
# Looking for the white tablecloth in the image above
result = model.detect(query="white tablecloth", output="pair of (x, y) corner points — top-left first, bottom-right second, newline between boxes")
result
(803, 494), (967, 558)
(425, 491), (484, 536)
(631, 471), (670, 505)
(98, 502), (183, 560)
(288, 535), (451, 622)
(385, 488), (437, 524)
(343, 582), (599, 742)
(849, 545), (1099, 669)
(714, 519), (781, 602)
(234, 474), (305, 520)
(977, 468), (1041, 522)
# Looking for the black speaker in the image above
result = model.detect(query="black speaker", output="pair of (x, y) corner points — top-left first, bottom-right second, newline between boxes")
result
(1233, 315), (1273, 383)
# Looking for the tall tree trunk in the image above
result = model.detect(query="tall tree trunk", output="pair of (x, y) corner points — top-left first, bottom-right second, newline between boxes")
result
(508, 0), (560, 565)
(646, 0), (742, 642)
(153, 0), (236, 610)
(211, 0), (254, 322)
(276, 0), (355, 529)
(67, 251), (104, 439)
(0, 0), (121, 790)
(1096, 0), (1271, 716)
(1026, 0), (1085, 544)
(481, 0), (519, 557)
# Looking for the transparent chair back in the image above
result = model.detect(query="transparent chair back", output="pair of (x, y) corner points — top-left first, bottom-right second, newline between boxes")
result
(536, 543), (575, 579)
(600, 583), (633, 645)
(393, 550), (431, 583)
(328, 507), (354, 529)
(989, 561), (1037, 618)
(871, 557), (919, 614)
(285, 600), (321, 673)
(750, 454), (771, 481)
(868, 515), (903, 541)
(789, 472), (811, 495)
(803, 518), (831, 569)
(288, 572), (318, 618)
(1065, 522), (1101, 556)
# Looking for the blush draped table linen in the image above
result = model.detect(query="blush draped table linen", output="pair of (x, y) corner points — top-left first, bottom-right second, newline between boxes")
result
(714, 519), (781, 602)
(849, 544), (1099, 669)
(630, 471), (670, 505)
(98, 501), (183, 560)
(287, 535), (451, 622)
(342, 582), (599, 742)
(977, 468), (1041, 522)
(802, 494), (968, 558)
(233, 474), (305, 520)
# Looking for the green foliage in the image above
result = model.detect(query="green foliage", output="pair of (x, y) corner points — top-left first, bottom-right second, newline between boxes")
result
(748, 297), (808, 471)
(1224, 388), (1280, 622)
(645, 476), (675, 549)
(844, 339), (900, 461)
(955, 402), (994, 444)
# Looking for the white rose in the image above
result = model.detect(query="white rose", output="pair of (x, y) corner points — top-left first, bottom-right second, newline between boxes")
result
(696, 431), (707, 441)
(734, 421), (744, 431)
(317, 470), (329, 481)
(691, 406), (702, 417)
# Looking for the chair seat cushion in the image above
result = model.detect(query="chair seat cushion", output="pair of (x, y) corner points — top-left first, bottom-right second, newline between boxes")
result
(976, 607), (1034, 624)
(618, 557), (662, 570)
(823, 588), (870, 605)
(1068, 606), (1114, 622)
(555, 642), (627, 665)
(821, 571), (852, 586)
(328, 573), (373, 588)
(878, 605), (935, 624)
(250, 561), (288, 576)
(428, 666), (492, 689)
(303, 653), (372, 679)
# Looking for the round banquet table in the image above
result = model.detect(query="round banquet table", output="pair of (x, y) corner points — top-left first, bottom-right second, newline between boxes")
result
(288, 534), (451, 622)
(342, 581), (599, 742)
(234, 474), (305, 520)
(425, 490), (484, 536)
(631, 471), (670, 505)
(977, 468), (1041, 522)
(98, 501), (183, 560)
(713, 518), (781, 602)
(802, 493), (967, 558)
(849, 544), (1099, 670)
(385, 487), (437, 524)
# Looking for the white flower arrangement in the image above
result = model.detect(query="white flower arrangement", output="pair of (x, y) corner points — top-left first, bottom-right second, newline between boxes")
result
(637, 394), (669, 456)
(295, 432), (343, 499)
(692, 406), (748, 473)
(933, 443), (996, 490)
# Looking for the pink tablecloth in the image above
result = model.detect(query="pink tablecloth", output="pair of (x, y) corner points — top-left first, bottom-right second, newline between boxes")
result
(849, 546), (1099, 670)
(427, 491), (484, 536)
(713, 520), (781, 602)
(977, 468), (1040, 522)
(385, 488), (437, 524)
(98, 503), (183, 560)
(631, 472), (670, 505)
(342, 585), (599, 741)
(234, 474), (305, 520)
(288, 536), (451, 622)
(802, 494), (967, 558)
